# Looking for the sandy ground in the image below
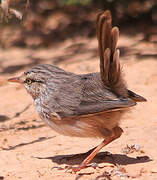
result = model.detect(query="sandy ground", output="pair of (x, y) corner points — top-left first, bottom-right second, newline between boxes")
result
(0, 34), (157, 180)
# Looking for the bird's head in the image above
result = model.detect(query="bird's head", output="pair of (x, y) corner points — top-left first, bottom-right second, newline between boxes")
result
(8, 64), (57, 99)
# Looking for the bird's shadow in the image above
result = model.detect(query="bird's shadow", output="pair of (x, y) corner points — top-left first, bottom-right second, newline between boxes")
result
(32, 150), (152, 167)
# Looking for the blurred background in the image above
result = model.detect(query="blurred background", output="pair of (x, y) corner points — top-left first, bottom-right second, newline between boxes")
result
(0, 0), (157, 48)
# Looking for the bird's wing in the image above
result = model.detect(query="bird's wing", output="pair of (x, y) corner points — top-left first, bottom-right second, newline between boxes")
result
(73, 98), (136, 117)
(71, 74), (136, 117)
(51, 74), (136, 118)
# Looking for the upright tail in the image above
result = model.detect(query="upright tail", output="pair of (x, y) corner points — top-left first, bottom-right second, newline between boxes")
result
(96, 10), (146, 102)
(96, 10), (128, 97)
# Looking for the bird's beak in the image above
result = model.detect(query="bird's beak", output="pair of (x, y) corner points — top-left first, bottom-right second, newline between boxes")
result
(8, 76), (22, 83)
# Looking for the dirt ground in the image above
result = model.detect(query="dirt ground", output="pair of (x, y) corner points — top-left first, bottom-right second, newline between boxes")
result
(0, 33), (157, 180)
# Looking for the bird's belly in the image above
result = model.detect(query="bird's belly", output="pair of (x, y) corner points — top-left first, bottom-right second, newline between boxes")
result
(42, 111), (125, 138)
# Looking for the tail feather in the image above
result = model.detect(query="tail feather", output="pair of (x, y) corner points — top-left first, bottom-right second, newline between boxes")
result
(111, 27), (119, 53)
(96, 11), (128, 97)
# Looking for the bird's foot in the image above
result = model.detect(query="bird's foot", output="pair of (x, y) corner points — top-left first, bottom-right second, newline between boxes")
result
(65, 163), (99, 173)
(65, 165), (85, 173)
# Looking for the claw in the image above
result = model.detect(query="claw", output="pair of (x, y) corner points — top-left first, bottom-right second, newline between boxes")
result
(65, 165), (84, 173)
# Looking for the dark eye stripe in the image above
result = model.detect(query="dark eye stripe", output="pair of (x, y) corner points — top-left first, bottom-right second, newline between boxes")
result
(36, 80), (44, 83)
(24, 79), (43, 84)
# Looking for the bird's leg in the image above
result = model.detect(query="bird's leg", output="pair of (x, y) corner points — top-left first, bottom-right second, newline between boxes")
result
(71, 126), (123, 172)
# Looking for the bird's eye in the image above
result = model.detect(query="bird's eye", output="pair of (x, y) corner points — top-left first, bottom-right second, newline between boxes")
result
(26, 78), (32, 85)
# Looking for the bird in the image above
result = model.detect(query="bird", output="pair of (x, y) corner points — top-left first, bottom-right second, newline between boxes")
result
(8, 10), (146, 172)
